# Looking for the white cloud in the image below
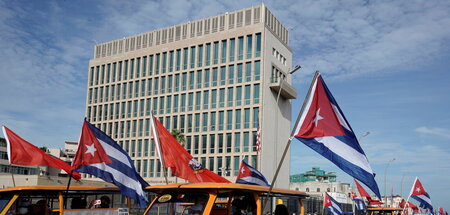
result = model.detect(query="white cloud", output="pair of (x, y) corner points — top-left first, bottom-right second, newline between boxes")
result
(415, 127), (450, 139)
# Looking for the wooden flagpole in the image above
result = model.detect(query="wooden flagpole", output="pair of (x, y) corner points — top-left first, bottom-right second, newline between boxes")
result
(262, 71), (320, 211)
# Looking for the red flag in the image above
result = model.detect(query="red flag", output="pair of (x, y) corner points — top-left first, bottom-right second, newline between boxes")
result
(354, 179), (383, 205)
(354, 179), (371, 197)
(2, 126), (81, 180)
(150, 115), (230, 183)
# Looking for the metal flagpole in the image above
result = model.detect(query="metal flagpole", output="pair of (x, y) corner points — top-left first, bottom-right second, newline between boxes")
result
(150, 111), (169, 185)
(401, 177), (417, 215)
(262, 71), (320, 211)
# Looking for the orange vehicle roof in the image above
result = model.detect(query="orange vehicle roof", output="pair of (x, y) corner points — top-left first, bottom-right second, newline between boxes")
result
(0, 185), (119, 193)
(146, 183), (308, 197)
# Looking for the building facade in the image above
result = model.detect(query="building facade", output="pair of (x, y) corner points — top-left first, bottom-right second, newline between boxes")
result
(290, 167), (337, 183)
(290, 167), (351, 204)
(86, 5), (296, 187)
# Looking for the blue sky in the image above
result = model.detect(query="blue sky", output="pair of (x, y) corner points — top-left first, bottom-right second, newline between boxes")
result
(1, 0), (449, 209)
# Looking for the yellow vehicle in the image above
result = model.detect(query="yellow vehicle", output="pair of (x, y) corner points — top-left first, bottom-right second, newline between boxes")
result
(143, 183), (308, 215)
(367, 207), (403, 215)
(0, 185), (131, 215)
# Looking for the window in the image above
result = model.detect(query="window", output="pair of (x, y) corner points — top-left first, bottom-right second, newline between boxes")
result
(210, 134), (215, 154)
(220, 67), (226, 85)
(202, 113), (208, 132)
(235, 109), (241, 129)
(255, 33), (261, 57)
(183, 48), (188, 70)
(246, 35), (252, 59)
(255, 60), (260, 80)
(190, 46), (196, 68)
(243, 132), (249, 152)
(155, 54), (160, 74)
(210, 112), (216, 131)
(176, 49), (181, 71)
(219, 88), (225, 108)
(236, 86), (242, 106)
(218, 111), (224, 130)
(245, 62), (252, 82)
(227, 87), (234, 107)
(189, 71), (195, 90)
(197, 45), (203, 67)
(211, 89), (217, 108)
(227, 110), (233, 130)
(229, 38), (235, 62)
(203, 90), (209, 109)
(238, 37), (244, 60)
(254, 84), (260, 104)
(221, 40), (227, 63)
(244, 108), (250, 128)
(228, 65), (234, 84)
(234, 133), (241, 152)
(213, 42), (219, 64)
(212, 67), (218, 86)
(197, 70), (202, 89)
(205, 43), (211, 66)
(204, 69), (210, 88)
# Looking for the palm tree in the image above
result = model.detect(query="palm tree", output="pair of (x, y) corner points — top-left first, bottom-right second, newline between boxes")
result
(170, 129), (186, 148)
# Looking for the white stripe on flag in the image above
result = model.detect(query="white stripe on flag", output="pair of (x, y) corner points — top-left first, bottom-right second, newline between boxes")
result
(315, 136), (373, 174)
(239, 176), (269, 186)
(416, 194), (433, 207)
(1, 126), (12, 163)
(295, 76), (318, 136)
(98, 139), (132, 168)
(90, 163), (145, 197)
(332, 104), (351, 131)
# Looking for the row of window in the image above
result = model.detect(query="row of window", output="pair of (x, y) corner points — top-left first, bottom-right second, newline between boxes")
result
(127, 155), (258, 178)
(88, 85), (260, 122)
(118, 130), (259, 159)
(89, 33), (262, 86)
(88, 61), (261, 104)
(0, 164), (37, 175)
(90, 107), (260, 138)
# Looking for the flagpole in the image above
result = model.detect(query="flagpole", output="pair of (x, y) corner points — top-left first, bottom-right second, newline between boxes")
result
(262, 71), (320, 211)
(401, 177), (417, 215)
(150, 111), (169, 185)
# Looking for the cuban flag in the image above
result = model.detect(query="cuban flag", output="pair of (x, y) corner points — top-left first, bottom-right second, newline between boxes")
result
(72, 120), (149, 207)
(235, 160), (271, 187)
(351, 191), (366, 213)
(409, 177), (433, 212)
(294, 72), (381, 199)
(324, 192), (343, 215)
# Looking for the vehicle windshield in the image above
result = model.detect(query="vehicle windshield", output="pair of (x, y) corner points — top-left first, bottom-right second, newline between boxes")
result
(0, 194), (13, 213)
(145, 192), (209, 215)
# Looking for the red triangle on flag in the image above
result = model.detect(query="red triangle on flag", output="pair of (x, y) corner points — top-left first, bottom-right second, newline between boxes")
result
(237, 162), (252, 178)
(72, 121), (111, 169)
(410, 178), (427, 196)
(295, 76), (345, 139)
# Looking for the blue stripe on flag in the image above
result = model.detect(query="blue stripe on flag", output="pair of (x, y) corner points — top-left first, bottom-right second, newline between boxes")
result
(300, 138), (380, 199)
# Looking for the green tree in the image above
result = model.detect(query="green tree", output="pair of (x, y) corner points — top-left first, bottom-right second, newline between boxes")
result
(39, 146), (48, 153)
(170, 129), (185, 148)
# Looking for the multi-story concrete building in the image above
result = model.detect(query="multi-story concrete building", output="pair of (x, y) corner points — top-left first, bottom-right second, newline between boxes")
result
(86, 5), (296, 187)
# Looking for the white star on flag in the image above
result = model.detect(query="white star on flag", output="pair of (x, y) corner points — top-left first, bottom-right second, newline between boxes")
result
(240, 168), (245, 174)
(416, 187), (421, 192)
(313, 108), (324, 127)
(85, 143), (97, 156)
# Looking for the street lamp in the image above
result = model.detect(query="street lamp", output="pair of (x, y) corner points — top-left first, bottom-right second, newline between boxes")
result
(384, 158), (396, 207)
